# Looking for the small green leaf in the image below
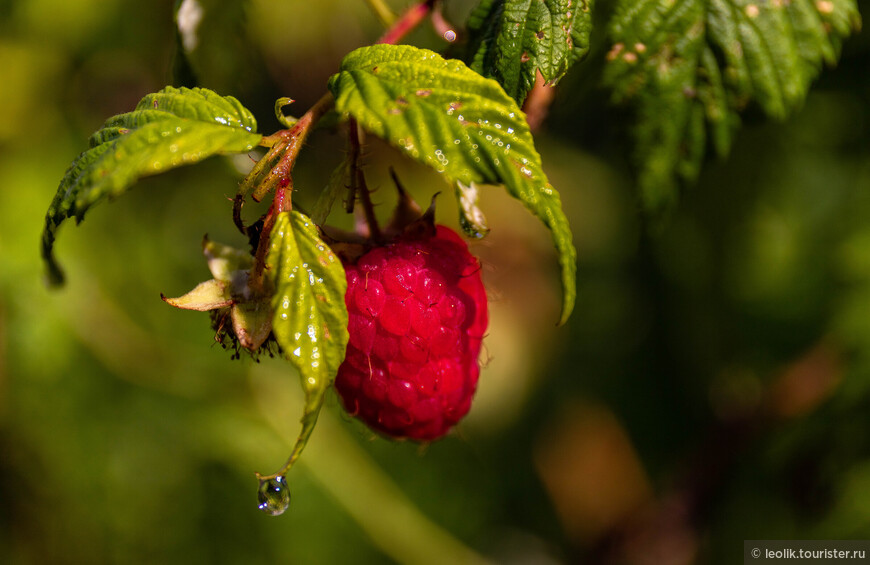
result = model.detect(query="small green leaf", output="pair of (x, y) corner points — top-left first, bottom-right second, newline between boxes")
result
(604, 0), (861, 210)
(328, 44), (576, 323)
(466, 0), (594, 103)
(266, 210), (349, 469)
(42, 86), (262, 285)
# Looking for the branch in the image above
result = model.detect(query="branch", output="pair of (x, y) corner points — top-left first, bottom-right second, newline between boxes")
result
(376, 0), (435, 45)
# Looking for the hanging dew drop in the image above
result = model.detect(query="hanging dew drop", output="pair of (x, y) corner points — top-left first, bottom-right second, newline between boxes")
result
(257, 475), (290, 516)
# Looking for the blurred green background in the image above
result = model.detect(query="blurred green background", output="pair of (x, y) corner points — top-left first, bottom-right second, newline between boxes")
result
(1, 1), (869, 563)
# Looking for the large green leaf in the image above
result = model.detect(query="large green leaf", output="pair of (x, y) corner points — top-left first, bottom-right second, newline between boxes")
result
(328, 44), (576, 324)
(42, 86), (262, 285)
(266, 210), (349, 469)
(466, 0), (594, 103)
(604, 0), (860, 210)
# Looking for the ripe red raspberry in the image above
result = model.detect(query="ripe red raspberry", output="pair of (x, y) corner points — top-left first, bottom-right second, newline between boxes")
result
(334, 225), (487, 440)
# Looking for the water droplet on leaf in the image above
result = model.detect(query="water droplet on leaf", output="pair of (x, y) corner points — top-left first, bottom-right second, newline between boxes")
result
(258, 476), (290, 516)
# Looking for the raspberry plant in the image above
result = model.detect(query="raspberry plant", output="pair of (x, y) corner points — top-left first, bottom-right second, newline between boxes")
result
(40, 0), (860, 515)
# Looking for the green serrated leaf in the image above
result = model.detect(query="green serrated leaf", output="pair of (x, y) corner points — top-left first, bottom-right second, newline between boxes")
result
(42, 86), (262, 285)
(328, 44), (576, 323)
(604, 0), (861, 210)
(466, 0), (594, 103)
(266, 210), (349, 469)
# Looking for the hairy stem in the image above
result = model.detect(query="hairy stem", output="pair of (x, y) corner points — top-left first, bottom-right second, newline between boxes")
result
(252, 92), (334, 202)
(234, 92), (334, 235)
(347, 119), (383, 241)
(249, 180), (291, 292)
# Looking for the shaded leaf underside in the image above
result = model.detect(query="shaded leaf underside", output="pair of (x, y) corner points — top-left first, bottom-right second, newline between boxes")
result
(604, 0), (861, 209)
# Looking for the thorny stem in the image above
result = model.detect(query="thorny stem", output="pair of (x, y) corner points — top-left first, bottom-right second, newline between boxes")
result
(346, 119), (383, 242)
(376, 0), (436, 45)
(356, 169), (382, 242)
(253, 92), (334, 203)
(344, 119), (363, 215)
(233, 92), (334, 249)
(249, 179), (291, 292)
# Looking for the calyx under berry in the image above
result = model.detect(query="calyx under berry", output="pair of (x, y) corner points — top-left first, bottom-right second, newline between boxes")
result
(332, 192), (488, 441)
(161, 236), (275, 358)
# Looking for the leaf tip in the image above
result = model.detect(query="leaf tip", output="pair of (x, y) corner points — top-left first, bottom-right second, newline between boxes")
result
(41, 222), (66, 288)
(43, 258), (66, 288)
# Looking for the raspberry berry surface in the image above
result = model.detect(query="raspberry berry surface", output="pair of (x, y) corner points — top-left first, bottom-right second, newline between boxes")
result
(335, 225), (487, 440)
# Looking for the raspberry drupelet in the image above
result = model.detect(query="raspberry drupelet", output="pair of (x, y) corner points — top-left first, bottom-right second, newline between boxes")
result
(334, 225), (488, 440)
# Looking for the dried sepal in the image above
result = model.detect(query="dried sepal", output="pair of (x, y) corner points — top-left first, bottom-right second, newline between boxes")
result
(162, 236), (275, 356)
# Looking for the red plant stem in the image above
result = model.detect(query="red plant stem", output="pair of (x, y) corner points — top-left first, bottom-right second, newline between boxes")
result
(252, 92), (334, 203)
(249, 179), (292, 291)
(376, 0), (435, 45)
(523, 71), (556, 133)
(344, 120), (363, 214)
(347, 119), (383, 242)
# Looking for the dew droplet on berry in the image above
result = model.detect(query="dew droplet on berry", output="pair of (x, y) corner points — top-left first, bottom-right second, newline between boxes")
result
(398, 245), (426, 267)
